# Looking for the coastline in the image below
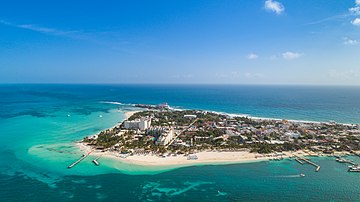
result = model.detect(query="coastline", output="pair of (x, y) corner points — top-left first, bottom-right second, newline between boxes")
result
(76, 107), (275, 168)
(77, 141), (286, 167)
(76, 106), (357, 170)
(108, 101), (358, 125)
(77, 140), (352, 169)
(124, 110), (140, 120)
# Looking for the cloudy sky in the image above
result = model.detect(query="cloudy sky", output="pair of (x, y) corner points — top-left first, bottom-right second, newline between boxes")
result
(1, 0), (360, 85)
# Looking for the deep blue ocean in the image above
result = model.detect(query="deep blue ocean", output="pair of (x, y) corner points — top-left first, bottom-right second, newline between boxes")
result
(0, 84), (359, 201)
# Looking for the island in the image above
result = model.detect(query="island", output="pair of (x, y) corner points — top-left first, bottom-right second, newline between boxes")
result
(79, 104), (360, 171)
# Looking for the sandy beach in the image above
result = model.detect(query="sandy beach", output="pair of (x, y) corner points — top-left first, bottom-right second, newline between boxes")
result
(124, 110), (140, 120)
(77, 142), (311, 167)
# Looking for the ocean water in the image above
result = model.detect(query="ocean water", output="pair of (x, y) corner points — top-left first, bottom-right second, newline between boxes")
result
(0, 84), (360, 201)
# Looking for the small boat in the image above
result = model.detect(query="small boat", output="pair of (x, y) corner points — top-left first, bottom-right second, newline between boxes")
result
(336, 158), (352, 163)
(300, 173), (305, 177)
(99, 115), (103, 118)
(348, 164), (360, 172)
(67, 114), (71, 117)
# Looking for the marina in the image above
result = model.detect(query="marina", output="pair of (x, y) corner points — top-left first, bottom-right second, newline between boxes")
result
(335, 157), (356, 165)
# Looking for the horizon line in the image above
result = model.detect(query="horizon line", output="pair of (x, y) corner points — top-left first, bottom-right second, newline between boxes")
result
(1, 83), (360, 87)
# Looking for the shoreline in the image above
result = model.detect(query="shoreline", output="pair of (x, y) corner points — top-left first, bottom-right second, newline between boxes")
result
(76, 142), (351, 171)
(102, 101), (359, 125)
(76, 105), (357, 170)
(77, 141), (288, 167)
(77, 141), (352, 168)
(124, 110), (140, 120)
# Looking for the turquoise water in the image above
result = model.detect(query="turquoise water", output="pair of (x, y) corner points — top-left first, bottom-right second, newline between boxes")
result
(0, 84), (360, 201)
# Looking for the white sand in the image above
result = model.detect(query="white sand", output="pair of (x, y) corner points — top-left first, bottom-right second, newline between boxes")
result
(77, 142), (307, 167)
(124, 110), (139, 120)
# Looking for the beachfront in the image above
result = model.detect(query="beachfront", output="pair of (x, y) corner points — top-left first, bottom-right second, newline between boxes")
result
(76, 105), (359, 169)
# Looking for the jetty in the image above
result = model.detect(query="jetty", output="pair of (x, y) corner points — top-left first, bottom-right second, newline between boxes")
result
(295, 158), (305, 165)
(335, 157), (356, 165)
(67, 151), (91, 169)
(92, 156), (102, 166)
(294, 156), (321, 172)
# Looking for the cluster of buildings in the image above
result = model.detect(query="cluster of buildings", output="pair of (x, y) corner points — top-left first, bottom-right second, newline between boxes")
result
(187, 115), (360, 153)
(86, 108), (360, 156)
(124, 117), (176, 146)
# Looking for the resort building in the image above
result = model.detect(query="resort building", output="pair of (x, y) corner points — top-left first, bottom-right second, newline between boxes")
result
(147, 127), (175, 146)
(184, 114), (197, 119)
(124, 118), (151, 130)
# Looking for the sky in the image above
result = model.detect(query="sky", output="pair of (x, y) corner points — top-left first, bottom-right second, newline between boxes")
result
(0, 0), (360, 85)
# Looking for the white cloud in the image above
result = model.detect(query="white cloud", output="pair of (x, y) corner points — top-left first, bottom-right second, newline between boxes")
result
(349, 6), (360, 15)
(17, 24), (76, 36)
(356, 0), (360, 6)
(247, 53), (259, 60)
(0, 19), (136, 55)
(264, 0), (285, 15)
(351, 18), (360, 26)
(0, 20), (80, 37)
(245, 72), (264, 79)
(344, 37), (359, 45)
(282, 51), (302, 60)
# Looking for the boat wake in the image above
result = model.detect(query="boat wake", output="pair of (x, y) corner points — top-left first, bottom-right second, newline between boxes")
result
(273, 174), (303, 178)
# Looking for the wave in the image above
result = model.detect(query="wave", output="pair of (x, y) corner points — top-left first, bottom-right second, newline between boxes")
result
(101, 102), (355, 125)
(99, 101), (124, 105)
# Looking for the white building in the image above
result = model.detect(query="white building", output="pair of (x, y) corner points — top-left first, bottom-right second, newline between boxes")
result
(184, 115), (197, 119)
(155, 128), (175, 146)
(124, 118), (151, 130)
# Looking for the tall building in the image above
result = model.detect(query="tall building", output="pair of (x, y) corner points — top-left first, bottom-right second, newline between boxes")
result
(148, 127), (175, 146)
(124, 118), (151, 130)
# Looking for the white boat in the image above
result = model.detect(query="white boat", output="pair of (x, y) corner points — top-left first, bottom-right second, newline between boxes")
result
(300, 173), (305, 177)
(348, 165), (360, 171)
(336, 158), (352, 163)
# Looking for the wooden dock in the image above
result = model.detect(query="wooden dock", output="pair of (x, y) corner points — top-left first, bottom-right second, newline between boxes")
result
(67, 151), (91, 169)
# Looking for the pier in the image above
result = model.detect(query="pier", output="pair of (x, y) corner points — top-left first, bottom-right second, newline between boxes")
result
(336, 157), (356, 165)
(299, 157), (321, 172)
(67, 151), (91, 169)
(92, 156), (102, 166)
(295, 158), (304, 165)
(294, 156), (321, 172)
